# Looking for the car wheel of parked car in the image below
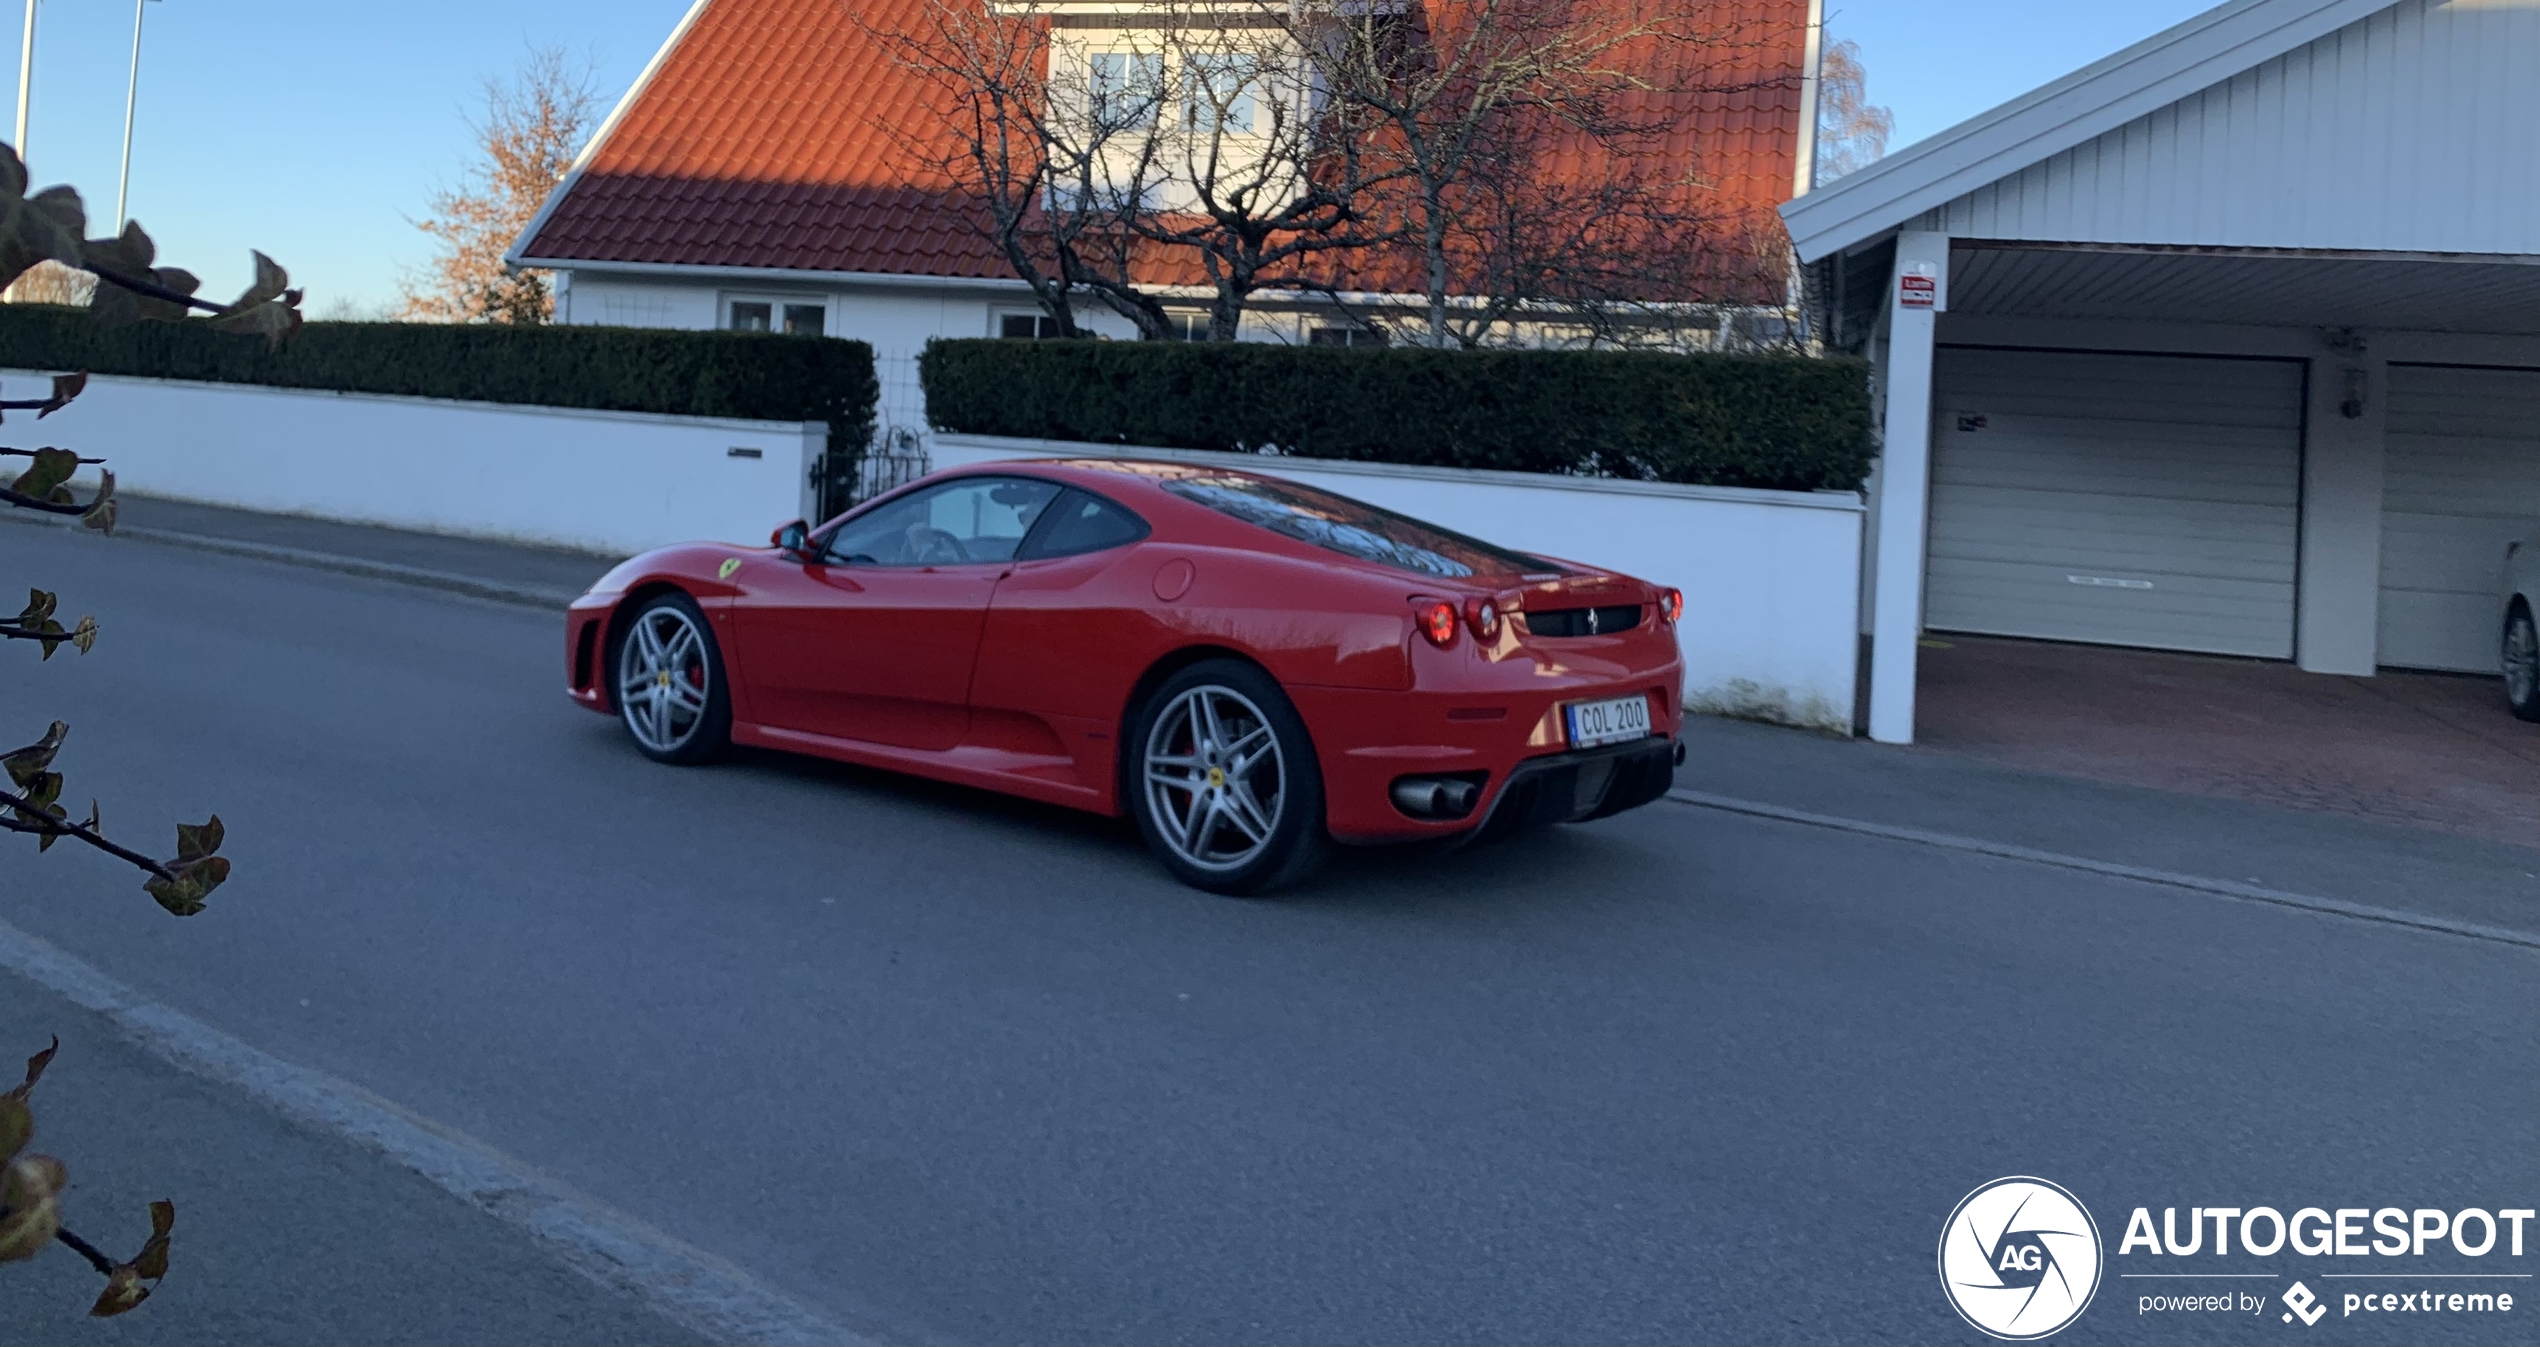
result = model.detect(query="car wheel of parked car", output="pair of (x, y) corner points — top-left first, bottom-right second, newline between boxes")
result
(2507, 602), (2540, 724)
(615, 591), (732, 764)
(1131, 660), (1329, 895)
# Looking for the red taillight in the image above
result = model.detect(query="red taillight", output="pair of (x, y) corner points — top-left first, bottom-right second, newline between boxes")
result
(1659, 588), (1684, 624)
(1414, 598), (1459, 648)
(1466, 597), (1501, 641)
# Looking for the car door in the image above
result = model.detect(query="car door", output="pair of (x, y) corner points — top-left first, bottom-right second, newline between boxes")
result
(968, 487), (1159, 774)
(731, 476), (1061, 751)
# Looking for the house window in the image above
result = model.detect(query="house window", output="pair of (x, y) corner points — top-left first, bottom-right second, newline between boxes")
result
(729, 299), (826, 336)
(1308, 325), (1388, 347)
(1166, 311), (1211, 341)
(999, 312), (1066, 339)
(1183, 54), (1260, 134)
(1090, 52), (1164, 132)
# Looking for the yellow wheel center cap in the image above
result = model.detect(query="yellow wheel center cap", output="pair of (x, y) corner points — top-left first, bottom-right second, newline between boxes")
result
(1206, 767), (1226, 789)
(657, 671), (673, 687)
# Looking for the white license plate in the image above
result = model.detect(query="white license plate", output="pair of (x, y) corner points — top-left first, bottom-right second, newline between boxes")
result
(1563, 694), (1652, 748)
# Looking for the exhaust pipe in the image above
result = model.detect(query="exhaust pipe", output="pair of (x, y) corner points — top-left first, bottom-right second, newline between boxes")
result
(1391, 775), (1482, 821)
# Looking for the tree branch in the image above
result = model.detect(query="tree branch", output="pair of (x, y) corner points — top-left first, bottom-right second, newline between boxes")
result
(84, 266), (224, 317)
(0, 486), (88, 516)
(0, 784), (173, 880)
(0, 448), (104, 462)
(0, 622), (83, 643)
(54, 1224), (115, 1277)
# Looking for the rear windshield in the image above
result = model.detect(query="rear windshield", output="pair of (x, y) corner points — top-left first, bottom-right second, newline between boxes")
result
(1162, 473), (1553, 579)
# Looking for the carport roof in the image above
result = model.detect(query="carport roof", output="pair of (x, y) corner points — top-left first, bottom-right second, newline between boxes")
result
(1780, 0), (2407, 264)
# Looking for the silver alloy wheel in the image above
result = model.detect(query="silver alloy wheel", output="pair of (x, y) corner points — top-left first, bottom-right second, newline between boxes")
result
(1143, 685), (1285, 873)
(619, 605), (712, 753)
(2509, 611), (2539, 706)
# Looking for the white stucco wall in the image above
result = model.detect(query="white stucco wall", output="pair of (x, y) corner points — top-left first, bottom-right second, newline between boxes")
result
(558, 269), (1160, 447)
(932, 432), (1866, 733)
(13, 370), (823, 557)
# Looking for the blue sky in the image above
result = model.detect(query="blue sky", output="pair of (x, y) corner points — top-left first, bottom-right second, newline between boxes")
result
(0, 0), (2218, 315)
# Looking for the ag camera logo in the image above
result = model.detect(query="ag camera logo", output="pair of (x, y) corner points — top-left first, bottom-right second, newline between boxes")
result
(1940, 1177), (2104, 1339)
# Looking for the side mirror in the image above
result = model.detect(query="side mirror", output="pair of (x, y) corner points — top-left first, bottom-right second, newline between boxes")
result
(772, 519), (811, 557)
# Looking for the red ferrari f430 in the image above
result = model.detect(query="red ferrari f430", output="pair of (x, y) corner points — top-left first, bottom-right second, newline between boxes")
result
(566, 459), (1686, 893)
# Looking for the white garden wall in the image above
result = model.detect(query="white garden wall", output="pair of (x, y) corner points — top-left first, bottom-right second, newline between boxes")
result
(9, 370), (825, 558)
(932, 432), (1866, 733)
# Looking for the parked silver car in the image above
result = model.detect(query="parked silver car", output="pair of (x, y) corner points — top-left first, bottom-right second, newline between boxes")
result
(2508, 529), (2540, 721)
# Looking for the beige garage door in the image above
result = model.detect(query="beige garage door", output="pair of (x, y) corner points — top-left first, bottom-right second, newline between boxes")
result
(2380, 364), (2540, 672)
(1928, 348), (2306, 658)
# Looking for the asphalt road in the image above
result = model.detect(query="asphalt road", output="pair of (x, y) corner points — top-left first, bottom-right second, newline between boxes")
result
(1, 516), (2536, 1344)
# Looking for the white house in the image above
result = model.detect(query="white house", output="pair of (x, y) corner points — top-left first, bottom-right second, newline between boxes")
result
(506, 0), (1821, 451)
(1784, 0), (2540, 742)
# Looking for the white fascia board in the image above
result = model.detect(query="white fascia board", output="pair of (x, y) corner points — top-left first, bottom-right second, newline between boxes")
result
(532, 259), (1043, 294)
(502, 0), (716, 272)
(532, 260), (1769, 318)
(1790, 0), (1824, 199)
(1778, 0), (2402, 263)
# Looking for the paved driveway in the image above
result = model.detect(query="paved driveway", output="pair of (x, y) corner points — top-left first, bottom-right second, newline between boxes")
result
(1919, 635), (2540, 848)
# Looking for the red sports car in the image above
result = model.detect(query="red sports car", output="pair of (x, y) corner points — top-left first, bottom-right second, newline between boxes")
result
(565, 458), (1686, 893)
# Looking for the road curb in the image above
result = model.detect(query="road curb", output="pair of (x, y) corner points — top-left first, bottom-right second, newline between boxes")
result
(0, 507), (585, 610)
(0, 917), (871, 1346)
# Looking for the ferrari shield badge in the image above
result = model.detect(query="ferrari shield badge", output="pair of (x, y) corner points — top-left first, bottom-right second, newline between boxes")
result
(718, 558), (743, 580)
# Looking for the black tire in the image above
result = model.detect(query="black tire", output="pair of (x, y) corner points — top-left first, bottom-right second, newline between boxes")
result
(1127, 659), (1330, 896)
(611, 591), (733, 764)
(2507, 601), (2540, 724)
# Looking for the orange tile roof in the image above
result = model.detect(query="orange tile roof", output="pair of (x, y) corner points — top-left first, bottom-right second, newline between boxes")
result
(519, 0), (1810, 300)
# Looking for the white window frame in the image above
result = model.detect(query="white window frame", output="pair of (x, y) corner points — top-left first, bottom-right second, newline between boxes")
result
(724, 294), (831, 337)
(992, 309), (1069, 339)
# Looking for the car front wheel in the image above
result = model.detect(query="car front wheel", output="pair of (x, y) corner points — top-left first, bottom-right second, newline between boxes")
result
(614, 592), (732, 763)
(2507, 602), (2540, 723)
(1130, 660), (1329, 895)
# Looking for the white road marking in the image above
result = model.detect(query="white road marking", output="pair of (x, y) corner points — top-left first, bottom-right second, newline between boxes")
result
(1666, 789), (2540, 953)
(0, 916), (869, 1346)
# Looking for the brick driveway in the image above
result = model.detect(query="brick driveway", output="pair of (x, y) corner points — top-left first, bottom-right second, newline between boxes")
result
(1916, 635), (2540, 848)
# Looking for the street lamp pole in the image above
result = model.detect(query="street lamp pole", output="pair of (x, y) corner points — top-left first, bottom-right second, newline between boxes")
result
(114, 0), (159, 229)
(13, 0), (35, 160)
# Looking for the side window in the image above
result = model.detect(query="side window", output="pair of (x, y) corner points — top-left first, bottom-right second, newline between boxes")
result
(1025, 488), (1150, 559)
(822, 478), (1061, 567)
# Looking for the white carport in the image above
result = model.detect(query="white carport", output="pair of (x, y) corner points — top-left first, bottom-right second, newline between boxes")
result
(1781, 0), (2540, 743)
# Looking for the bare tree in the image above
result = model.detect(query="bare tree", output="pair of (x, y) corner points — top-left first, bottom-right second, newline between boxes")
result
(1303, 0), (1665, 346)
(1102, 3), (1414, 341)
(1424, 135), (1776, 349)
(1299, 0), (1787, 349)
(1, 260), (95, 307)
(402, 45), (601, 324)
(0, 140), (298, 1317)
(1812, 37), (1891, 186)
(864, 0), (1181, 339)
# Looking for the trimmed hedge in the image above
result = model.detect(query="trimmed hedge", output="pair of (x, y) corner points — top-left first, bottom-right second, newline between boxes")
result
(919, 338), (1873, 492)
(0, 307), (879, 449)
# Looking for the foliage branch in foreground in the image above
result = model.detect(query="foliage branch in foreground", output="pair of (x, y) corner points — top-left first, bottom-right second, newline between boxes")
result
(0, 140), (296, 1317)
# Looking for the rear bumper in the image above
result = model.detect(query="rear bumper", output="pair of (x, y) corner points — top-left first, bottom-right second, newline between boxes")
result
(1467, 736), (1680, 842)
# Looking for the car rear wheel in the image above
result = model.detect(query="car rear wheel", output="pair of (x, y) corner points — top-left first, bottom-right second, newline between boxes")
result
(1131, 660), (1328, 895)
(614, 592), (732, 763)
(2507, 602), (2540, 723)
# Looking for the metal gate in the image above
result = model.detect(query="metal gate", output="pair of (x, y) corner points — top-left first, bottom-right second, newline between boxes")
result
(813, 426), (932, 521)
